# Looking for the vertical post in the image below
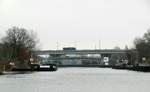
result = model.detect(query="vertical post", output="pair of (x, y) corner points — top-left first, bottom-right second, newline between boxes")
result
(57, 41), (58, 50)
(95, 44), (96, 50)
(99, 40), (101, 50)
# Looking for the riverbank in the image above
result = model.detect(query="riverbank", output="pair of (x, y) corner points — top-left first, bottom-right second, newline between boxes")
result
(1, 64), (150, 73)
(112, 65), (150, 72)
(59, 65), (150, 72)
(58, 65), (111, 68)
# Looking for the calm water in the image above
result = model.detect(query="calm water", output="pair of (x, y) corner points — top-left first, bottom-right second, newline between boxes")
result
(0, 68), (150, 92)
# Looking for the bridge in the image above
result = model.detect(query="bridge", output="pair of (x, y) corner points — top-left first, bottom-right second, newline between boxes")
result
(33, 48), (132, 66)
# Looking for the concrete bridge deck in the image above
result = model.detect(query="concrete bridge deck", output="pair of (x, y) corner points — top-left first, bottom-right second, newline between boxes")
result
(34, 49), (131, 55)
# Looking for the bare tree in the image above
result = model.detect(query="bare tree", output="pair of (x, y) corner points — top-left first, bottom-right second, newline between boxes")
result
(1, 26), (39, 68)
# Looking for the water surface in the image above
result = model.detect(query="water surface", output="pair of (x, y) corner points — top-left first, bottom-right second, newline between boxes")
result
(0, 68), (150, 92)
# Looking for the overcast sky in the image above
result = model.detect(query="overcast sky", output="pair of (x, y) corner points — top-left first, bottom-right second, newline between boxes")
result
(0, 0), (150, 50)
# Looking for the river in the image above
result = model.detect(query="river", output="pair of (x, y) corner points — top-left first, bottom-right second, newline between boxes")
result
(0, 67), (150, 92)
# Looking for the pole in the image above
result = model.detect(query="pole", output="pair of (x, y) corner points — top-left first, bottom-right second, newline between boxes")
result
(57, 41), (58, 50)
(99, 40), (101, 50)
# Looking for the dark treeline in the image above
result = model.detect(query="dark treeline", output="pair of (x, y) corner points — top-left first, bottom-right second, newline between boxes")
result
(134, 29), (150, 65)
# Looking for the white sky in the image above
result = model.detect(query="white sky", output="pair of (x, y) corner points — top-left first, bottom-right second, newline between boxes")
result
(0, 0), (150, 50)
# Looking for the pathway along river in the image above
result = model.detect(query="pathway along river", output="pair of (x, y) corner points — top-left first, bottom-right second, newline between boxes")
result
(0, 68), (150, 92)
